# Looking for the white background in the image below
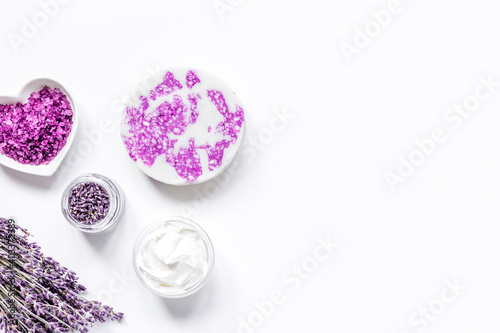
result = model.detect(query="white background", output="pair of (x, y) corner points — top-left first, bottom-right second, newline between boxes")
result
(1, 0), (500, 332)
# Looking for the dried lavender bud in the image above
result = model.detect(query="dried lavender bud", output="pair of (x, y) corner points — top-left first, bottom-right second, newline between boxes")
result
(0, 218), (123, 333)
(0, 86), (73, 166)
(68, 182), (110, 225)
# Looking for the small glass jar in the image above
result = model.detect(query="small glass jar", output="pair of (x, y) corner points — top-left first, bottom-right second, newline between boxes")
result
(133, 217), (215, 298)
(61, 173), (125, 233)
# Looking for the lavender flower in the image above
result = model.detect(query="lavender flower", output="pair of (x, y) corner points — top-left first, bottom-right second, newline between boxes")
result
(68, 182), (110, 225)
(0, 218), (123, 333)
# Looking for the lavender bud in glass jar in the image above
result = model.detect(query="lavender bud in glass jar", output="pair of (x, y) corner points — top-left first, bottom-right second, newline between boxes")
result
(68, 182), (111, 224)
(62, 174), (124, 233)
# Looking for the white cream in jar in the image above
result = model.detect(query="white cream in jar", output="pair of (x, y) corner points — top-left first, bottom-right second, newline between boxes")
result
(134, 218), (214, 297)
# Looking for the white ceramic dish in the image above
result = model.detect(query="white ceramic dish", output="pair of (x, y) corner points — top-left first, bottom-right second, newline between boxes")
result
(0, 78), (78, 177)
(120, 67), (245, 186)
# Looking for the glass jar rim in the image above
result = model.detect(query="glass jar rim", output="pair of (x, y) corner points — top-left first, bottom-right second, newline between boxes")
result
(133, 216), (215, 298)
(61, 173), (124, 233)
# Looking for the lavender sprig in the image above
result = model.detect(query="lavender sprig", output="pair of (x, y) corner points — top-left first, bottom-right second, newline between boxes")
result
(0, 218), (123, 333)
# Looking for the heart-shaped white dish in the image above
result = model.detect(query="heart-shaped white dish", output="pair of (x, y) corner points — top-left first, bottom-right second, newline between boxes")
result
(0, 78), (78, 177)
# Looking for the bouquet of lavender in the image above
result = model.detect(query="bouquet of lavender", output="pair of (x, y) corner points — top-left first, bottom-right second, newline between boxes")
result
(0, 218), (123, 332)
